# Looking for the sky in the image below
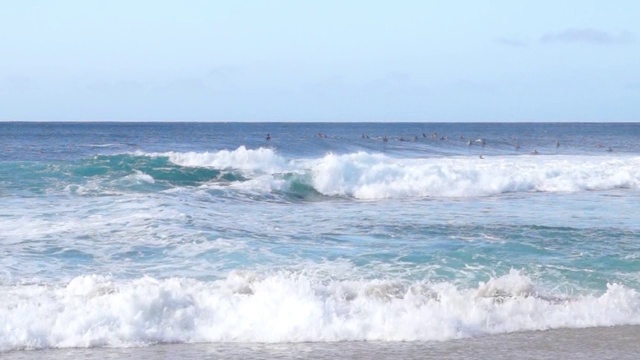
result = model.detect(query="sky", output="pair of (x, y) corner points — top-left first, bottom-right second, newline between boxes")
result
(1, 0), (639, 122)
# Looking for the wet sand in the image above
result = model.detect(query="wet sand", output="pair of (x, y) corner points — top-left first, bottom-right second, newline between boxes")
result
(5, 326), (640, 360)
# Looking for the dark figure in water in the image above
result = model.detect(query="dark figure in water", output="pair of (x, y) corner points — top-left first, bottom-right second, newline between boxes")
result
(266, 133), (271, 141)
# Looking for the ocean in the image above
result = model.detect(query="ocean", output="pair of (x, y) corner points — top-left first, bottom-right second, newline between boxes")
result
(1, 122), (639, 358)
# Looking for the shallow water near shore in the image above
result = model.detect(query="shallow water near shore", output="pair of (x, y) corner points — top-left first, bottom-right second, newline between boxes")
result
(5, 326), (640, 360)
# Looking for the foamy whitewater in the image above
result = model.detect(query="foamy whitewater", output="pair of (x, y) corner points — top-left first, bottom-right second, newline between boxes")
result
(1, 122), (640, 352)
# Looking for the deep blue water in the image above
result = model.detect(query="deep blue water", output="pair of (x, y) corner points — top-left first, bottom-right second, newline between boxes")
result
(1, 122), (640, 350)
(2, 122), (639, 161)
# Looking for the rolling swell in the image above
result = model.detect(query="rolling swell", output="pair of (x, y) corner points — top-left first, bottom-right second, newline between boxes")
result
(0, 154), (246, 196)
(73, 154), (245, 186)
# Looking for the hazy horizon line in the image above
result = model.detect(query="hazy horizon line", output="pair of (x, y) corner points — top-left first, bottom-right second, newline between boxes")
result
(1, 119), (639, 124)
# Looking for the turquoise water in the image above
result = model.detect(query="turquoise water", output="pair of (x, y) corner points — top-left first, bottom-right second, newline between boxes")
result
(1, 122), (640, 351)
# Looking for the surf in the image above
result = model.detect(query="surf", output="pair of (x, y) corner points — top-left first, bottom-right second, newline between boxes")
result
(1, 270), (639, 352)
(140, 147), (640, 199)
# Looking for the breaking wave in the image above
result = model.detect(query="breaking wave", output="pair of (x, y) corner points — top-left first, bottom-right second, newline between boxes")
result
(5, 147), (639, 199)
(1, 270), (638, 352)
(152, 147), (640, 199)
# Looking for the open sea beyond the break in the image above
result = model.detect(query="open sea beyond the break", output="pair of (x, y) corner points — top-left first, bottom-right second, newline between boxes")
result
(1, 122), (640, 358)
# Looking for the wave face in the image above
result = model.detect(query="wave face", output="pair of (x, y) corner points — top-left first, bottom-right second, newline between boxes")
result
(2, 122), (640, 353)
(1, 271), (639, 351)
(3, 147), (638, 199)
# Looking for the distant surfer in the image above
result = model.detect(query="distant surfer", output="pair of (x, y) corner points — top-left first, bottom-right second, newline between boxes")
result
(532, 149), (539, 155)
(266, 133), (271, 141)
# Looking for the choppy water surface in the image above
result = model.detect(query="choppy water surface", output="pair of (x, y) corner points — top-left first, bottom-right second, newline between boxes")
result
(1, 122), (639, 352)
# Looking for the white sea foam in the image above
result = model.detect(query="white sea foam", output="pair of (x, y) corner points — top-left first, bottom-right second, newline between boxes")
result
(126, 170), (155, 184)
(134, 147), (640, 199)
(305, 153), (640, 198)
(137, 148), (640, 198)
(1, 271), (639, 351)
(144, 147), (287, 174)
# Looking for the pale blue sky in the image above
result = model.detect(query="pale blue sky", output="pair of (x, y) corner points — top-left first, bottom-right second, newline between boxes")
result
(1, 1), (639, 121)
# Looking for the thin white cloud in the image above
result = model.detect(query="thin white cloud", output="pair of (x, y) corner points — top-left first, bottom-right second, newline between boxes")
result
(541, 28), (634, 45)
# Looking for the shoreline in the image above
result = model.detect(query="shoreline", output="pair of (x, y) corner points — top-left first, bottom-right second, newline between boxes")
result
(5, 325), (640, 360)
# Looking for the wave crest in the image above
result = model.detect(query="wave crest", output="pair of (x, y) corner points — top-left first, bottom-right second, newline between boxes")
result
(154, 146), (287, 174)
